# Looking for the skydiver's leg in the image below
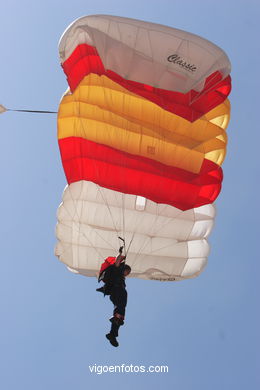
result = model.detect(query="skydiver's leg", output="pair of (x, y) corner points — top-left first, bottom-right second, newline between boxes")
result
(110, 318), (120, 337)
(108, 288), (127, 338)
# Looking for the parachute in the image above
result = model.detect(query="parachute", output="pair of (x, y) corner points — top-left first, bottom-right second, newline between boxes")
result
(55, 15), (231, 281)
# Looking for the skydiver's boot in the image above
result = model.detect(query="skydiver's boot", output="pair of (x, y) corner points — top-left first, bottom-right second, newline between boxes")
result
(106, 316), (121, 347)
(96, 287), (105, 294)
(110, 321), (120, 338)
(106, 333), (119, 347)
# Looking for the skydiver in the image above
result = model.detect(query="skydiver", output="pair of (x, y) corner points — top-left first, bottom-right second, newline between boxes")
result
(96, 246), (131, 347)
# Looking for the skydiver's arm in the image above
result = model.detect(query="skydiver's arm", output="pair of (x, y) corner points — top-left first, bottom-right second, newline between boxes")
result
(114, 254), (125, 267)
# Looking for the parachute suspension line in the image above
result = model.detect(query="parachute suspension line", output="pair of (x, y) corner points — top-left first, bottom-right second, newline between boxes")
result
(59, 220), (104, 259)
(126, 232), (135, 256)
(96, 185), (120, 238)
(130, 204), (160, 267)
(65, 184), (104, 259)
(118, 236), (127, 256)
(73, 188), (118, 254)
(77, 111), (120, 247)
(121, 193), (126, 245)
(124, 204), (145, 258)
(109, 189), (123, 251)
(7, 108), (57, 114)
(75, 184), (117, 253)
(128, 106), (172, 263)
(132, 205), (184, 266)
(125, 205), (145, 255)
(130, 203), (169, 267)
(62, 184), (113, 260)
(119, 104), (130, 251)
(89, 225), (118, 252)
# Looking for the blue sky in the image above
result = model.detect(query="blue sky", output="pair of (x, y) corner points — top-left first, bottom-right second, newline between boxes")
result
(0, 0), (259, 389)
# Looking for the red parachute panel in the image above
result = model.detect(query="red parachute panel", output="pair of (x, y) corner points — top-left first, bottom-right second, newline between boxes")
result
(59, 136), (223, 211)
(62, 43), (231, 122)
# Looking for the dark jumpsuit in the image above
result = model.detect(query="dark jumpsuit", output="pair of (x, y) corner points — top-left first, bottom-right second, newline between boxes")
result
(106, 263), (128, 337)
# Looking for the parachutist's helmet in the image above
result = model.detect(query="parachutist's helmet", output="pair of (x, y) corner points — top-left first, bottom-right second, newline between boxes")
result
(124, 264), (131, 276)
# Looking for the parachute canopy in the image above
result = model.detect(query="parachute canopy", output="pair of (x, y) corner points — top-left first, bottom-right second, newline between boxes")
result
(55, 15), (231, 281)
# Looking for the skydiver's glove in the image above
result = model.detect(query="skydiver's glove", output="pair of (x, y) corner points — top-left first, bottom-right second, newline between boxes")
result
(119, 246), (124, 254)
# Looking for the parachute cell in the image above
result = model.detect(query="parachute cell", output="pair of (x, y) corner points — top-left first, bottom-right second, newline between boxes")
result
(55, 15), (231, 281)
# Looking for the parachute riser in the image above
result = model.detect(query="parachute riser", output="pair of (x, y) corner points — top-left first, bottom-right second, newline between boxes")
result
(118, 236), (127, 256)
